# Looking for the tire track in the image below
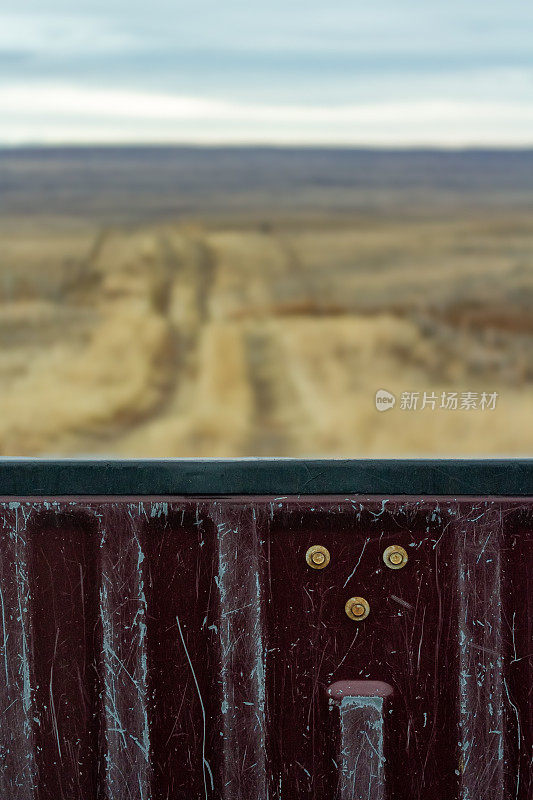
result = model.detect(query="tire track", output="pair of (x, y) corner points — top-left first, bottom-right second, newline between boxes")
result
(244, 322), (299, 456)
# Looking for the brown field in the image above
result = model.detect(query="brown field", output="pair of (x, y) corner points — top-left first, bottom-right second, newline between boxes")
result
(0, 148), (532, 456)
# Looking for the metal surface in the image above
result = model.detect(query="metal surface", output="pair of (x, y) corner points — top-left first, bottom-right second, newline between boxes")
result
(0, 457), (532, 495)
(0, 465), (530, 799)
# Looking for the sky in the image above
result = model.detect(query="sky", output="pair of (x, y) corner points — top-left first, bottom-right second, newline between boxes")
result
(1, 1), (533, 146)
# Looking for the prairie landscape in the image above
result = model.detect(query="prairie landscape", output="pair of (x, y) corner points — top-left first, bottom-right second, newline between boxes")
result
(0, 147), (532, 456)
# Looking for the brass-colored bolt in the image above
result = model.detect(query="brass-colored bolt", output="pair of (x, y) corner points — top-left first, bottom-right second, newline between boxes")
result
(345, 596), (370, 621)
(383, 545), (408, 570)
(306, 545), (330, 569)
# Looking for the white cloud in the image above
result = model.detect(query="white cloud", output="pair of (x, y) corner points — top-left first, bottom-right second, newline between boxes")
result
(1, 83), (533, 145)
(0, 13), (138, 55)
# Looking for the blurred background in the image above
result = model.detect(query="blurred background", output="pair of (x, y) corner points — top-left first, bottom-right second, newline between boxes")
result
(0, 1), (532, 457)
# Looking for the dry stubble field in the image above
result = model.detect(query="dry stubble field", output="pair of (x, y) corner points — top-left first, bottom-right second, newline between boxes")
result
(0, 148), (532, 456)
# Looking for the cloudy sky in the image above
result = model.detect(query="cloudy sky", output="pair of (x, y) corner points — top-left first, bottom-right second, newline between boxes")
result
(1, 0), (532, 145)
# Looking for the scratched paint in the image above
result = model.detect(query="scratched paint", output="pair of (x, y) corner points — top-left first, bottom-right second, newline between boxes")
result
(0, 497), (529, 799)
(214, 503), (269, 800)
(332, 695), (386, 800)
(457, 507), (507, 800)
(0, 506), (37, 798)
(99, 506), (151, 800)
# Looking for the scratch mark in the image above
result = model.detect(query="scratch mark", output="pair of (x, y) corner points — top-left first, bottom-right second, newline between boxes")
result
(390, 594), (414, 610)
(0, 585), (9, 686)
(49, 629), (62, 760)
(343, 538), (370, 588)
(176, 613), (210, 800)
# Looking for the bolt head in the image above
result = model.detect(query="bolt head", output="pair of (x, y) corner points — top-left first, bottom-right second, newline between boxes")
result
(345, 596), (370, 621)
(383, 545), (408, 569)
(306, 545), (330, 569)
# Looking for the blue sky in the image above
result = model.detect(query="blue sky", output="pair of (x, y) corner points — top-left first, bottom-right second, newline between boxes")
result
(1, 1), (532, 145)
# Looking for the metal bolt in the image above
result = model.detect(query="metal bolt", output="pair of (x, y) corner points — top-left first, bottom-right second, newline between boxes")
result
(383, 545), (408, 570)
(345, 596), (370, 621)
(306, 545), (330, 569)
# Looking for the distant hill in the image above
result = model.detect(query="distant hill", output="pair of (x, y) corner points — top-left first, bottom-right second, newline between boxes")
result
(1, 146), (533, 223)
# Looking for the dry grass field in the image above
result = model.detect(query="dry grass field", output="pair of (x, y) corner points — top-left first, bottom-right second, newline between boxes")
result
(0, 148), (532, 456)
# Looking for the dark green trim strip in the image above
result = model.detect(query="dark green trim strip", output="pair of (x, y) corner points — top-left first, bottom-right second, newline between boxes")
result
(0, 459), (531, 497)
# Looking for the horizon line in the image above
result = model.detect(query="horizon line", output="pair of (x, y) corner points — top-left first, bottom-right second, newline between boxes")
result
(2, 142), (533, 152)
